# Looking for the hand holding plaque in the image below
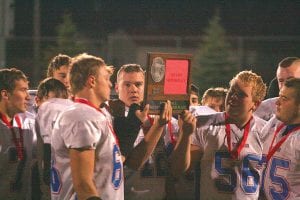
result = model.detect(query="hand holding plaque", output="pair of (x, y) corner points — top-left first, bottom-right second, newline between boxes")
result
(144, 52), (192, 114)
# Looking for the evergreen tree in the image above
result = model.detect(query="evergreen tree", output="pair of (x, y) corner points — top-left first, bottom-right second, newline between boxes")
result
(43, 13), (86, 68)
(192, 10), (239, 95)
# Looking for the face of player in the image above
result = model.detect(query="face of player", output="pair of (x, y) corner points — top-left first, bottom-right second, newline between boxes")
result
(276, 86), (300, 124)
(6, 79), (30, 115)
(52, 65), (71, 90)
(277, 62), (300, 90)
(203, 97), (224, 112)
(225, 79), (257, 122)
(189, 93), (199, 106)
(115, 71), (144, 107)
(94, 66), (112, 104)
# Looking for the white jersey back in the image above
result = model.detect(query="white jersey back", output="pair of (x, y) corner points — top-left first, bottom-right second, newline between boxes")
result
(0, 112), (37, 199)
(51, 102), (124, 200)
(191, 112), (266, 200)
(261, 116), (300, 199)
(35, 98), (73, 144)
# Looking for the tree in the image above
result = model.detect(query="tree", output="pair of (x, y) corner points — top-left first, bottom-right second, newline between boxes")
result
(192, 10), (239, 96)
(43, 13), (86, 71)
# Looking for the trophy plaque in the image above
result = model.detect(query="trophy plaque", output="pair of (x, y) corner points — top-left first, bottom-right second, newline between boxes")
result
(144, 52), (192, 114)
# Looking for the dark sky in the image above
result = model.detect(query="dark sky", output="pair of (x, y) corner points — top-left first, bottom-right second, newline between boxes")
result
(14, 0), (300, 38)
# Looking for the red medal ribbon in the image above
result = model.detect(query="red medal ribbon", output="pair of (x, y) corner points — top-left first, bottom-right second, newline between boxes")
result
(168, 121), (176, 146)
(147, 115), (175, 146)
(267, 123), (300, 162)
(0, 112), (24, 160)
(225, 113), (252, 159)
(74, 98), (119, 146)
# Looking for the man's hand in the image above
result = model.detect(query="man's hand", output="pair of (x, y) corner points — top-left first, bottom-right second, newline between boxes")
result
(179, 110), (196, 136)
(156, 100), (172, 126)
(134, 104), (150, 124)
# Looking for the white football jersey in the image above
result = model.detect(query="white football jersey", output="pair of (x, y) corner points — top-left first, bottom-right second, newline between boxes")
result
(254, 97), (277, 121)
(0, 112), (37, 199)
(51, 102), (124, 200)
(35, 98), (73, 144)
(261, 116), (300, 200)
(191, 112), (266, 200)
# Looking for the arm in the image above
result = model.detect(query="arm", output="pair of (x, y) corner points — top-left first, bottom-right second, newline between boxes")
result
(125, 100), (172, 170)
(69, 148), (99, 200)
(169, 110), (198, 176)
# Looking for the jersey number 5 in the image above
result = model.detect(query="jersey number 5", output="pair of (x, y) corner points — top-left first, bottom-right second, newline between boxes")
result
(267, 157), (289, 199)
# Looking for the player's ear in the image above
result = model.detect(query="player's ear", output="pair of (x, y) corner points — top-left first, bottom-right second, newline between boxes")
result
(115, 83), (119, 94)
(0, 90), (9, 100)
(86, 75), (96, 88)
(35, 96), (40, 106)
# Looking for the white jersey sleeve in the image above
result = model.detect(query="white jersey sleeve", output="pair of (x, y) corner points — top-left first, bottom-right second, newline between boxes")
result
(254, 97), (277, 121)
(63, 119), (102, 149)
(189, 105), (217, 117)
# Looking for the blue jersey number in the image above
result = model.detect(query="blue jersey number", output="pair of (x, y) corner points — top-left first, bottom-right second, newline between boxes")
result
(51, 164), (62, 194)
(268, 157), (289, 199)
(215, 152), (262, 193)
(215, 151), (237, 192)
(112, 144), (122, 189)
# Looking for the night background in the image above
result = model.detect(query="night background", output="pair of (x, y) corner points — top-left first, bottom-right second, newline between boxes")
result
(2, 0), (300, 91)
(14, 1), (300, 36)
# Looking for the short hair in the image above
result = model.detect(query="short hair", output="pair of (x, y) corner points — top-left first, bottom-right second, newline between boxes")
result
(284, 78), (300, 103)
(190, 84), (199, 96)
(70, 53), (113, 94)
(36, 77), (68, 100)
(116, 64), (145, 82)
(230, 70), (267, 102)
(278, 57), (300, 68)
(201, 87), (228, 105)
(0, 68), (28, 100)
(47, 54), (72, 77)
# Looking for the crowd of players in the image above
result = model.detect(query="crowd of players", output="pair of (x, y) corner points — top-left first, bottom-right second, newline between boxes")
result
(0, 54), (300, 200)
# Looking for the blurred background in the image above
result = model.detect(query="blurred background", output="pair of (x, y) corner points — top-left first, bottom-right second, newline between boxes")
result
(1, 0), (300, 94)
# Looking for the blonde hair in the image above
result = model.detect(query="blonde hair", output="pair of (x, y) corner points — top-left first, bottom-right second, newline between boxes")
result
(230, 70), (267, 102)
(70, 53), (113, 94)
(201, 87), (228, 105)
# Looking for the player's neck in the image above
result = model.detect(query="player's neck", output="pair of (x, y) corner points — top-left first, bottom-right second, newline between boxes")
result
(286, 116), (300, 126)
(227, 114), (252, 129)
(0, 104), (14, 123)
(75, 91), (103, 109)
